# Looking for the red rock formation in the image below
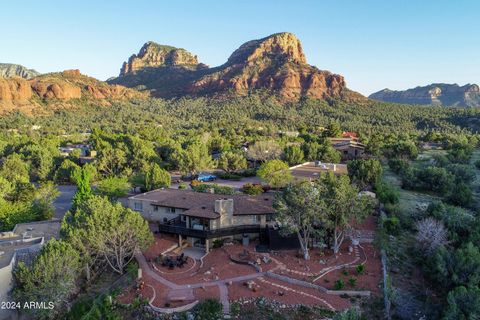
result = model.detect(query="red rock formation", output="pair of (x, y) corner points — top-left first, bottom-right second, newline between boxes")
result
(112, 32), (361, 101)
(0, 69), (145, 110)
(31, 81), (82, 100)
(189, 33), (349, 100)
(120, 42), (205, 76)
(0, 77), (32, 101)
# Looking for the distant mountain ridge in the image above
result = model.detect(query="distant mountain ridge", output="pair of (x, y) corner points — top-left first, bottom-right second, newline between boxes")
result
(369, 83), (480, 107)
(109, 32), (364, 101)
(0, 63), (40, 79)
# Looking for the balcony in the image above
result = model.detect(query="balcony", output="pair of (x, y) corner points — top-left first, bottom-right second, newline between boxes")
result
(157, 221), (266, 239)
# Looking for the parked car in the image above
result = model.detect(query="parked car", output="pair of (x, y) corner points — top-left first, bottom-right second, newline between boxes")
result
(197, 172), (217, 182)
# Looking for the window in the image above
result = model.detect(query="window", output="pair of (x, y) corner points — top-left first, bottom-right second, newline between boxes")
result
(153, 206), (158, 212)
(134, 202), (143, 211)
(168, 207), (176, 213)
(253, 215), (258, 223)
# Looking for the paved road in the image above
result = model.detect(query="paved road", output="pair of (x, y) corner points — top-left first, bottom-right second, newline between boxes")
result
(53, 185), (77, 219)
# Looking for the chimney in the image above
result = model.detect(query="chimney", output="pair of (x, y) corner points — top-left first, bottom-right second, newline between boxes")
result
(214, 199), (234, 215)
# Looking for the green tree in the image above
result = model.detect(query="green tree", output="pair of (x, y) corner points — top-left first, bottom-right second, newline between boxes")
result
(257, 160), (292, 188)
(0, 176), (14, 200)
(444, 286), (480, 320)
(173, 140), (213, 175)
(347, 159), (383, 189)
(145, 163), (171, 190)
(62, 196), (153, 274)
(96, 176), (131, 199)
(433, 243), (480, 288)
(319, 173), (372, 254)
(303, 141), (321, 161)
(274, 182), (324, 260)
(284, 145), (305, 166)
(324, 122), (342, 138)
(71, 166), (93, 208)
(247, 140), (282, 164)
(388, 140), (418, 160)
(32, 182), (60, 220)
(0, 200), (36, 231)
(318, 140), (341, 163)
(97, 147), (128, 176)
(54, 159), (80, 184)
(0, 154), (29, 185)
(217, 151), (247, 173)
(14, 239), (81, 320)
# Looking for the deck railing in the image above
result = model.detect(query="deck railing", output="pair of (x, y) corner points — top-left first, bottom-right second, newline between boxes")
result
(157, 223), (265, 239)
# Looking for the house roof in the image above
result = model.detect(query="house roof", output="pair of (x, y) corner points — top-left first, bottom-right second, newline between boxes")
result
(290, 162), (348, 179)
(329, 137), (366, 149)
(129, 189), (275, 219)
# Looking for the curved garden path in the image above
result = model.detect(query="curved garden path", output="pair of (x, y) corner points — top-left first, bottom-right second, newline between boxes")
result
(135, 246), (370, 316)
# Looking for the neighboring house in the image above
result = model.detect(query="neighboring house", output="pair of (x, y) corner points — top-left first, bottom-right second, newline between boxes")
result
(0, 220), (60, 320)
(59, 143), (96, 158)
(128, 189), (276, 252)
(290, 161), (348, 181)
(329, 137), (366, 159)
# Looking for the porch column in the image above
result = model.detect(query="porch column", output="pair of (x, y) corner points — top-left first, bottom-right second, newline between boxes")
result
(205, 239), (210, 253)
(178, 234), (182, 247)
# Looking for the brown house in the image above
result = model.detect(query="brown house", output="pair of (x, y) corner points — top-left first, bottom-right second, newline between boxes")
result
(128, 189), (276, 252)
(329, 137), (366, 160)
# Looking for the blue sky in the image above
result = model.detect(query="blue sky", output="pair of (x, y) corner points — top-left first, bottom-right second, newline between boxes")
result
(1, 0), (478, 95)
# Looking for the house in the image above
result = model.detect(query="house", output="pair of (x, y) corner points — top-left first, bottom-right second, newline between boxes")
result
(128, 189), (276, 252)
(329, 137), (366, 159)
(0, 221), (60, 319)
(59, 143), (96, 158)
(290, 161), (348, 181)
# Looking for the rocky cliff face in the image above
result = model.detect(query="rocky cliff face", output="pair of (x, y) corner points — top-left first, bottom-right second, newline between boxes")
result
(110, 33), (362, 101)
(369, 84), (480, 107)
(0, 63), (40, 79)
(0, 69), (146, 113)
(120, 42), (206, 76)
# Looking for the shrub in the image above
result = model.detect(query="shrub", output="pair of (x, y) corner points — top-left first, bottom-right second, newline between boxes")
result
(446, 183), (473, 207)
(375, 182), (399, 205)
(216, 172), (242, 180)
(383, 215), (400, 235)
(334, 279), (345, 290)
(348, 277), (357, 287)
(195, 299), (223, 320)
(388, 158), (410, 175)
(190, 179), (201, 187)
(241, 183), (264, 195)
(212, 239), (223, 248)
(192, 183), (235, 195)
(238, 168), (257, 177)
(178, 183), (188, 190)
(356, 264), (365, 275)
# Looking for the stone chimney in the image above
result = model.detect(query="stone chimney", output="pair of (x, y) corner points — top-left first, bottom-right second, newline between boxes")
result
(215, 199), (234, 215)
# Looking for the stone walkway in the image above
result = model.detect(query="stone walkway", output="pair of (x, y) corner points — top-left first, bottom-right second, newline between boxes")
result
(135, 246), (369, 316)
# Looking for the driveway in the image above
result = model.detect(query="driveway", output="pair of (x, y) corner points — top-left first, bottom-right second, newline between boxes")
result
(53, 185), (77, 219)
(171, 176), (261, 190)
